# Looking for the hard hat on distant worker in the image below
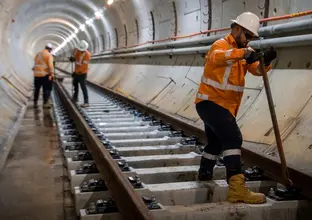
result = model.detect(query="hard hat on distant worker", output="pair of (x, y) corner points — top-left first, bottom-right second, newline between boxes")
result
(77, 40), (89, 51)
(231, 12), (260, 37)
(46, 43), (53, 49)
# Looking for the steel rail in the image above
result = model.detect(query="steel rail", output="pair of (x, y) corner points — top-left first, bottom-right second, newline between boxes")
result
(54, 80), (155, 220)
(55, 67), (312, 199)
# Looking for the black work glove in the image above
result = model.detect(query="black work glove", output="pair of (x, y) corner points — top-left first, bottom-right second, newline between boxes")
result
(69, 56), (75, 62)
(72, 72), (76, 78)
(263, 47), (277, 66)
(245, 50), (259, 64)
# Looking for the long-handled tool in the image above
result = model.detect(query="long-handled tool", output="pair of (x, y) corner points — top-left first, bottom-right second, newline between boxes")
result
(258, 50), (293, 188)
(71, 58), (74, 97)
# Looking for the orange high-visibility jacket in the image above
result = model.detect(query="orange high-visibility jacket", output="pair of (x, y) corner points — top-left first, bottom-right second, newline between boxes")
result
(33, 49), (54, 77)
(195, 33), (272, 117)
(73, 49), (91, 74)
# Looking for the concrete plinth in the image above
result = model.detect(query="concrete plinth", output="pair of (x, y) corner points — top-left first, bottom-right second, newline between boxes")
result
(105, 130), (170, 140)
(79, 198), (312, 220)
(88, 111), (129, 117)
(70, 170), (137, 193)
(117, 144), (197, 156)
(134, 165), (225, 184)
(124, 152), (201, 168)
(100, 125), (157, 133)
(111, 137), (182, 147)
(74, 186), (151, 215)
(66, 158), (94, 170)
(147, 180), (277, 206)
(79, 206), (165, 220)
(96, 121), (148, 128)
(64, 150), (88, 158)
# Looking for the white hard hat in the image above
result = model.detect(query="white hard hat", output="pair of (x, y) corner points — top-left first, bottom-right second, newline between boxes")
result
(231, 12), (260, 37)
(46, 43), (53, 49)
(77, 40), (89, 51)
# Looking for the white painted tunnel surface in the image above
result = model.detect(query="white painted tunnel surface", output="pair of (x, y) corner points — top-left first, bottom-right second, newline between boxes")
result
(1, 0), (312, 178)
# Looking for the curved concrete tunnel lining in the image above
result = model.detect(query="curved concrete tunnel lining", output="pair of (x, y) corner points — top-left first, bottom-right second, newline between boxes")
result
(12, 0), (108, 56)
(0, 0), (312, 184)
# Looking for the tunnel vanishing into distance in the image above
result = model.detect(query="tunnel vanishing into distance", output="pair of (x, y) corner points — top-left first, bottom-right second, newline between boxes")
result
(1, 0), (312, 179)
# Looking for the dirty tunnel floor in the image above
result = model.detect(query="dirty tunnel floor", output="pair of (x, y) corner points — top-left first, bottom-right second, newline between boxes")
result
(0, 98), (75, 220)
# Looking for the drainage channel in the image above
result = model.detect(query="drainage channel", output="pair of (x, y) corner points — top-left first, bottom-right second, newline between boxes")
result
(53, 78), (312, 220)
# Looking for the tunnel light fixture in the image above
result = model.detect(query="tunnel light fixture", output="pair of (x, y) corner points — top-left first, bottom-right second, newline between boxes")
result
(80, 24), (86, 31)
(95, 10), (103, 19)
(75, 29), (79, 34)
(86, 19), (93, 27)
(107, 0), (114, 5)
(69, 33), (76, 40)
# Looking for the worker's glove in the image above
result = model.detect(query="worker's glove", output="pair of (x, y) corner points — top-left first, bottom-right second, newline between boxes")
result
(244, 47), (259, 64)
(72, 72), (76, 78)
(263, 47), (277, 66)
(69, 56), (75, 62)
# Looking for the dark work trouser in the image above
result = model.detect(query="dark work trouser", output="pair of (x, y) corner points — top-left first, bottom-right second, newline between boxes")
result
(73, 73), (88, 104)
(34, 75), (50, 104)
(196, 100), (243, 181)
(46, 77), (53, 101)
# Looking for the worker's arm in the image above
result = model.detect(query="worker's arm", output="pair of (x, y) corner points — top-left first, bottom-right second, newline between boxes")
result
(247, 62), (272, 76)
(208, 40), (247, 66)
(48, 54), (54, 76)
(83, 51), (91, 64)
(32, 54), (38, 71)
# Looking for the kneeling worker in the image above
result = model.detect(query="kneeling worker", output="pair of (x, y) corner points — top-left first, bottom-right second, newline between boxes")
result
(33, 43), (54, 108)
(195, 12), (277, 203)
(70, 40), (91, 108)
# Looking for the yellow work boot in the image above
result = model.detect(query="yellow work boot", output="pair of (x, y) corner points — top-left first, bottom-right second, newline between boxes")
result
(48, 99), (53, 106)
(81, 103), (89, 108)
(43, 103), (52, 109)
(227, 174), (266, 204)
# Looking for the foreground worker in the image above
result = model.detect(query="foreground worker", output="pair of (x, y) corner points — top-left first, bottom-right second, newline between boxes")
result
(70, 40), (91, 108)
(33, 43), (54, 108)
(195, 12), (277, 203)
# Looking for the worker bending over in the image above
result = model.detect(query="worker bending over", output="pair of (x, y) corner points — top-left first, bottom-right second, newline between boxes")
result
(33, 43), (54, 109)
(195, 12), (277, 203)
(70, 40), (91, 108)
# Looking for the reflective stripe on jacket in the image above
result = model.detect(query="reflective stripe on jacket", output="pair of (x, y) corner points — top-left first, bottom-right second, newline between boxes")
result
(33, 49), (54, 77)
(195, 33), (272, 117)
(73, 48), (91, 74)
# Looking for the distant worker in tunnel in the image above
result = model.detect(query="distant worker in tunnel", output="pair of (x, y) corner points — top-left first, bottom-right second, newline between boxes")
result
(33, 43), (54, 109)
(195, 12), (277, 204)
(45, 51), (57, 106)
(70, 40), (91, 108)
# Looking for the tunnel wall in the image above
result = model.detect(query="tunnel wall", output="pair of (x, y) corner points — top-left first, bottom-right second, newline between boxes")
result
(57, 0), (312, 173)
(0, 0), (30, 149)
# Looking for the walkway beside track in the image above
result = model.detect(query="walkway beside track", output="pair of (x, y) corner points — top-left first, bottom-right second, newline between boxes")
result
(0, 98), (75, 220)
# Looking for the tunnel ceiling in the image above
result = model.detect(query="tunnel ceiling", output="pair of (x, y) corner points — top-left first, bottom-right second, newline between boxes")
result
(5, 0), (312, 57)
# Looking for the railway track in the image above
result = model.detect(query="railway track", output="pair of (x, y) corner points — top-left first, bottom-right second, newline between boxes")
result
(52, 70), (312, 220)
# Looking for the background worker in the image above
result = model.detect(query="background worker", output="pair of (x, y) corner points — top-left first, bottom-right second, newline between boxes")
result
(69, 40), (91, 108)
(32, 43), (54, 109)
(194, 12), (277, 204)
(45, 51), (57, 106)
